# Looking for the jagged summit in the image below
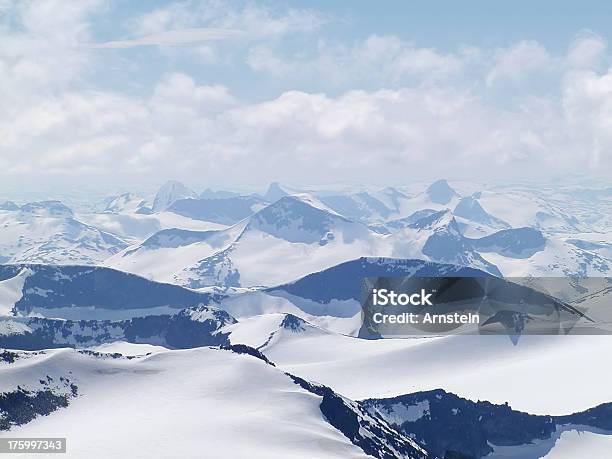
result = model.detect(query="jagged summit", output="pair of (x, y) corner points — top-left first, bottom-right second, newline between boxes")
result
(0, 201), (19, 211)
(104, 193), (148, 214)
(20, 200), (73, 218)
(470, 227), (546, 258)
(408, 209), (457, 232)
(425, 179), (459, 205)
(454, 196), (509, 228)
(152, 180), (198, 212)
(248, 194), (351, 244)
(263, 182), (290, 203)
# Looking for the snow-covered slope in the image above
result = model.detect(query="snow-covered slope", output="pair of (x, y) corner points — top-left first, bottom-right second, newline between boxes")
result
(107, 195), (390, 288)
(390, 210), (501, 275)
(103, 193), (150, 214)
(152, 180), (198, 212)
(218, 257), (488, 332)
(77, 209), (227, 243)
(476, 189), (582, 233)
(479, 236), (611, 277)
(224, 312), (612, 416)
(319, 191), (396, 223)
(388, 180), (462, 218)
(0, 346), (431, 459)
(108, 196), (503, 289)
(0, 203), (129, 265)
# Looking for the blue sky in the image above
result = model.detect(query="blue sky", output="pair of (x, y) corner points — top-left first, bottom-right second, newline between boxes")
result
(1, 0), (611, 190)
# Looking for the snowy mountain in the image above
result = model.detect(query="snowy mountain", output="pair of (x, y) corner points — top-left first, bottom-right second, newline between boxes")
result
(3, 342), (610, 458)
(0, 304), (234, 350)
(218, 257), (488, 330)
(107, 195), (392, 288)
(151, 180), (198, 212)
(1, 179), (611, 458)
(0, 345), (433, 459)
(469, 227), (546, 258)
(318, 191), (396, 223)
(77, 206), (227, 244)
(199, 188), (240, 199)
(262, 181), (291, 202)
(392, 209), (502, 276)
(453, 195), (511, 236)
(108, 196), (506, 289)
(0, 201), (19, 211)
(425, 179), (460, 205)
(363, 389), (612, 459)
(167, 195), (267, 225)
(103, 193), (150, 214)
(478, 235), (611, 277)
(0, 203), (129, 265)
(230, 313), (612, 417)
(0, 264), (217, 320)
(475, 188), (584, 233)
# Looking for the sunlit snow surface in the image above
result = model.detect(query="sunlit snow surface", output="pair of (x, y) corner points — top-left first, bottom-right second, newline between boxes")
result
(1, 180), (612, 457)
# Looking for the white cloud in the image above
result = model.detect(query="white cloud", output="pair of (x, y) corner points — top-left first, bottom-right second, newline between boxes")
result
(562, 67), (612, 168)
(486, 40), (554, 86)
(0, 0), (100, 96)
(2, 76), (591, 185)
(566, 32), (606, 69)
(90, 28), (242, 49)
(130, 1), (326, 42)
(247, 35), (472, 86)
(0, 0), (610, 188)
(247, 45), (293, 76)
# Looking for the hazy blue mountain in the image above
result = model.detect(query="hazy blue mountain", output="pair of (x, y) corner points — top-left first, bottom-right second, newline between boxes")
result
(168, 196), (266, 225)
(0, 201), (19, 211)
(386, 209), (439, 229)
(425, 179), (459, 205)
(199, 188), (240, 199)
(454, 195), (510, 228)
(0, 305), (235, 350)
(20, 200), (73, 218)
(270, 257), (489, 306)
(319, 192), (394, 222)
(103, 193), (149, 214)
(152, 180), (198, 212)
(263, 182), (290, 202)
(469, 227), (546, 258)
(413, 210), (502, 276)
(0, 264), (217, 318)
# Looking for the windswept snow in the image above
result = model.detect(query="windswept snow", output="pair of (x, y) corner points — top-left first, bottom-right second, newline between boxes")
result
(228, 315), (612, 415)
(4, 347), (371, 459)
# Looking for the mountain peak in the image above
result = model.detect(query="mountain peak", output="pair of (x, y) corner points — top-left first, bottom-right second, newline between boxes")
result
(0, 201), (19, 211)
(152, 180), (198, 212)
(104, 193), (147, 214)
(409, 209), (457, 232)
(425, 179), (459, 205)
(454, 196), (509, 228)
(280, 313), (308, 332)
(249, 194), (350, 244)
(263, 182), (290, 203)
(20, 200), (73, 218)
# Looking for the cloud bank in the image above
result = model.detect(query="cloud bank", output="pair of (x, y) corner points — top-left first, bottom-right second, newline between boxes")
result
(0, 1), (610, 188)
